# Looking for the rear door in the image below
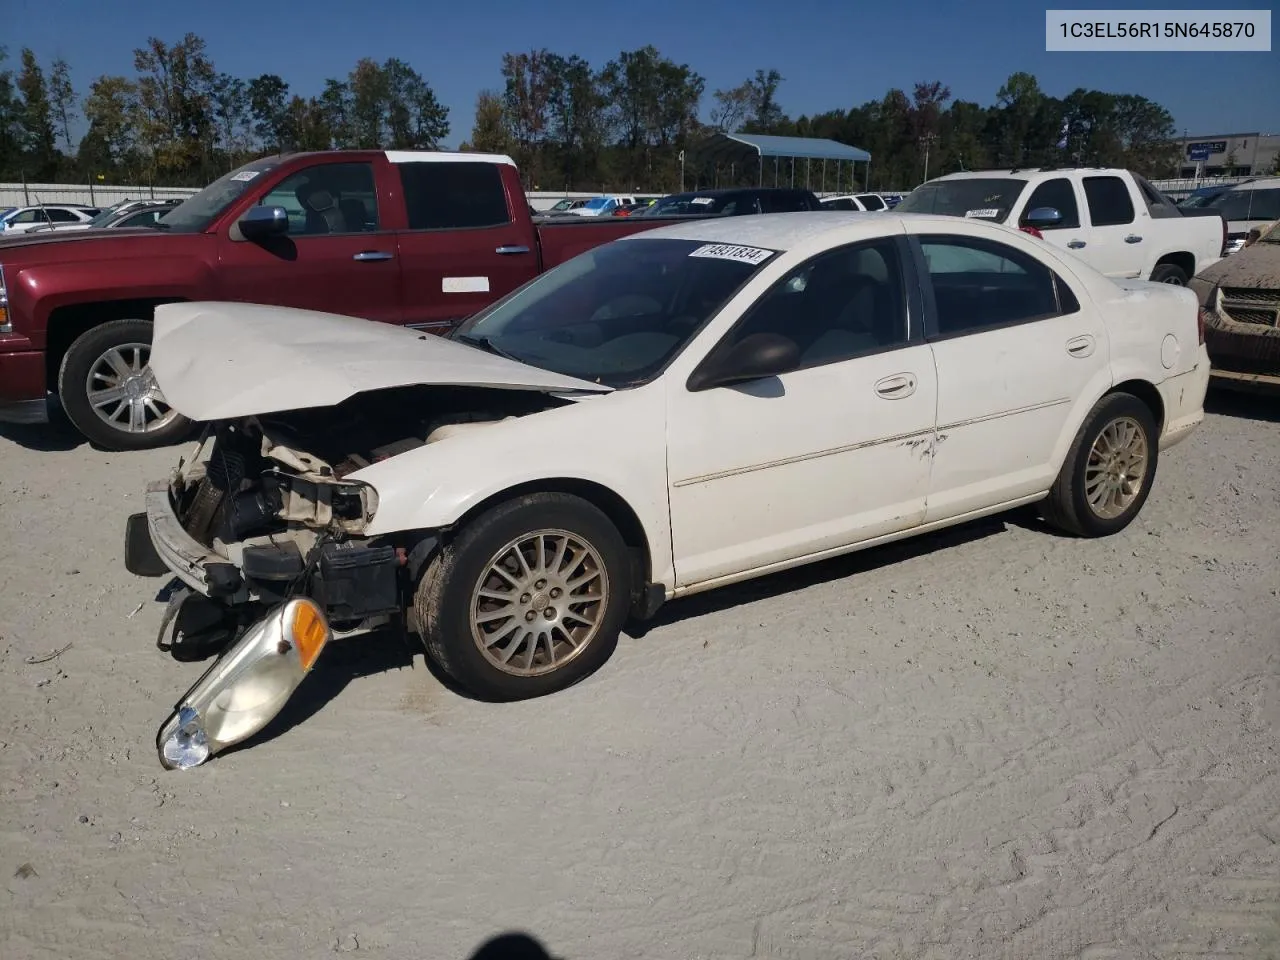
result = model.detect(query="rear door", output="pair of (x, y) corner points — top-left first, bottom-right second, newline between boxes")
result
(215, 157), (402, 323)
(1079, 174), (1148, 278)
(394, 158), (541, 334)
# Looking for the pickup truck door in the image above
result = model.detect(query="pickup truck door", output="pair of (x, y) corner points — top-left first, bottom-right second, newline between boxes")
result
(393, 159), (542, 335)
(1077, 174), (1150, 279)
(1015, 176), (1092, 265)
(215, 158), (402, 323)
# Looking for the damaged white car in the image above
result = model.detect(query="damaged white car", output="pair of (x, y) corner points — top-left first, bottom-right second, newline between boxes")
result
(128, 213), (1210, 768)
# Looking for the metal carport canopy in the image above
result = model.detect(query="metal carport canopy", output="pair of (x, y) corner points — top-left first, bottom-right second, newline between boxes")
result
(693, 133), (872, 190)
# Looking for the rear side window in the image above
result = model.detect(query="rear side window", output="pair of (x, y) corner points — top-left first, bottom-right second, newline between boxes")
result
(1083, 176), (1135, 226)
(1022, 178), (1081, 229)
(399, 161), (511, 230)
(760, 191), (814, 213)
(856, 194), (886, 211)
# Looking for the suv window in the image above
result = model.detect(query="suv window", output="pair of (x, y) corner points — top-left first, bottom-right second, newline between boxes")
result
(760, 191), (815, 213)
(1022, 178), (1081, 229)
(261, 162), (379, 236)
(856, 194), (886, 211)
(399, 161), (511, 230)
(821, 197), (855, 211)
(919, 235), (1072, 338)
(1208, 187), (1280, 222)
(715, 238), (908, 370)
(11, 209), (42, 223)
(48, 208), (80, 222)
(1082, 176), (1135, 226)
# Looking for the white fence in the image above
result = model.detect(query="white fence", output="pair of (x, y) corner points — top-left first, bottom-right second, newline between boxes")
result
(0, 181), (200, 208)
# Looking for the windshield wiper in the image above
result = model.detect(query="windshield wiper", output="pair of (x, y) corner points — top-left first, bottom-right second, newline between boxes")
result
(451, 332), (523, 363)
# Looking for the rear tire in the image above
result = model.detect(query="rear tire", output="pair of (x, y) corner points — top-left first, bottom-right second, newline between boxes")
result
(1041, 392), (1159, 538)
(1150, 263), (1188, 285)
(414, 493), (632, 702)
(57, 318), (195, 451)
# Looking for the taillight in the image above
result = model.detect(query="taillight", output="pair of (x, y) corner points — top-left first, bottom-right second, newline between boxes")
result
(1019, 225), (1043, 239)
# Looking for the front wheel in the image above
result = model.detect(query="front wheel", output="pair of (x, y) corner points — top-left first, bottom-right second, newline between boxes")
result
(1041, 392), (1159, 537)
(57, 318), (195, 451)
(414, 493), (633, 702)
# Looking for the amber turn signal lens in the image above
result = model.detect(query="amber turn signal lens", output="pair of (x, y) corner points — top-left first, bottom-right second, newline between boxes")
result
(288, 600), (329, 671)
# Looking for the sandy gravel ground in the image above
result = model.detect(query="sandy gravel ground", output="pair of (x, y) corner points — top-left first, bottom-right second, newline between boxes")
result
(1, 392), (1278, 960)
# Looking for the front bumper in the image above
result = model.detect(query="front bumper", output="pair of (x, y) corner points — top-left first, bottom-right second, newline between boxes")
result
(138, 479), (252, 601)
(0, 349), (49, 424)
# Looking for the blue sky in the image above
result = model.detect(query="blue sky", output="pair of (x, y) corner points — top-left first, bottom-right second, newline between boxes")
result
(8, 0), (1278, 148)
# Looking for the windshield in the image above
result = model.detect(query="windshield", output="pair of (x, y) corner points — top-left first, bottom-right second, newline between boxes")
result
(452, 238), (778, 387)
(1206, 187), (1280, 223)
(896, 178), (1028, 221)
(583, 198), (612, 210)
(156, 156), (286, 232)
(645, 193), (736, 216)
(1179, 190), (1225, 209)
(550, 199), (575, 211)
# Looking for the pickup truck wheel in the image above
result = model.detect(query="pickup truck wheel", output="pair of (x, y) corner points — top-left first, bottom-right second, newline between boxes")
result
(1040, 392), (1159, 538)
(1150, 263), (1188, 285)
(57, 319), (194, 451)
(414, 493), (632, 702)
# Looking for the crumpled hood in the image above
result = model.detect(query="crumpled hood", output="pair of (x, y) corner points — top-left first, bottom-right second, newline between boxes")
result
(149, 301), (612, 422)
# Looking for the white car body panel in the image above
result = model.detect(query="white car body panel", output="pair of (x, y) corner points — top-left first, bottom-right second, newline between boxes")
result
(149, 301), (612, 422)
(150, 212), (1209, 601)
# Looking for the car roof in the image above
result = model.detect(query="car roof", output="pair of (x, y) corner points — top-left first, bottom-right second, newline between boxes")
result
(1226, 177), (1280, 191)
(620, 210), (1006, 252)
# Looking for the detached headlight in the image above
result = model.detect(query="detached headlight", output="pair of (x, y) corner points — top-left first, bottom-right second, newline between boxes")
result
(157, 597), (331, 769)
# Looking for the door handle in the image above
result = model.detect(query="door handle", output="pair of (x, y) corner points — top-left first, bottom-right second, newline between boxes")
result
(874, 373), (917, 399)
(1067, 240), (1086, 249)
(353, 251), (394, 261)
(1124, 234), (1142, 244)
(495, 245), (531, 255)
(1066, 335), (1096, 358)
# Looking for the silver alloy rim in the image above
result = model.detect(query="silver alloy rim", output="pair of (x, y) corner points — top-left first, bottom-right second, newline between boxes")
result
(469, 529), (609, 677)
(1160, 275), (1184, 285)
(85, 341), (178, 434)
(1085, 416), (1149, 519)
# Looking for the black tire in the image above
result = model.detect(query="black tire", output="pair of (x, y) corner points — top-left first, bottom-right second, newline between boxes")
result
(1150, 263), (1188, 285)
(1041, 391), (1159, 538)
(414, 493), (633, 702)
(57, 318), (195, 451)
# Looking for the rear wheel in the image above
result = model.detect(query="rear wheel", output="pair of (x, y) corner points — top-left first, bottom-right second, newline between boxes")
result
(414, 493), (632, 702)
(1150, 263), (1188, 285)
(57, 319), (195, 451)
(1041, 392), (1159, 538)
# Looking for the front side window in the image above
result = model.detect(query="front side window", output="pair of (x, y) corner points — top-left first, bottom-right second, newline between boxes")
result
(1083, 176), (1135, 226)
(1022, 178), (1081, 229)
(711, 238), (909, 370)
(260, 162), (379, 236)
(919, 235), (1071, 338)
(48, 208), (80, 222)
(452, 238), (777, 387)
(398, 161), (511, 230)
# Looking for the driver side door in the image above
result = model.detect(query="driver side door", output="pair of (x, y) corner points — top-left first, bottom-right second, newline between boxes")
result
(665, 236), (939, 588)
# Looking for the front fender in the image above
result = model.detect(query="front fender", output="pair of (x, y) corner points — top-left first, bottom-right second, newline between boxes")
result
(347, 387), (676, 587)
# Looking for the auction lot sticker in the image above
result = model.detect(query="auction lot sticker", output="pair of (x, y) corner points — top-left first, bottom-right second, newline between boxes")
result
(1046, 9), (1271, 51)
(689, 244), (776, 265)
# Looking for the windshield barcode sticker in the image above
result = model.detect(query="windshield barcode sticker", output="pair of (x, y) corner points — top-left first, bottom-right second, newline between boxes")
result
(689, 243), (774, 265)
(964, 208), (1000, 218)
(229, 170), (261, 182)
(690, 197), (716, 206)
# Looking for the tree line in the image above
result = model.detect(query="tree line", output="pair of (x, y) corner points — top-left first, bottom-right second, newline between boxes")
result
(1, 36), (1193, 192)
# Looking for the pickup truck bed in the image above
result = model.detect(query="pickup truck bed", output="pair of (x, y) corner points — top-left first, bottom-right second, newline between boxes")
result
(0, 150), (687, 449)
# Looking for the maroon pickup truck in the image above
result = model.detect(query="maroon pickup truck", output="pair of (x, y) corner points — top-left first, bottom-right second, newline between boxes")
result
(0, 149), (679, 450)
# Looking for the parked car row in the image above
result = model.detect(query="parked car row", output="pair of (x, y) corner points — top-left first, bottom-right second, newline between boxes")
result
(1, 203), (101, 234)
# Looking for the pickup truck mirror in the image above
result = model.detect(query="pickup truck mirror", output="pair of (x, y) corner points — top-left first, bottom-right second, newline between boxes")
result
(239, 205), (290, 241)
(1023, 206), (1064, 229)
(687, 332), (801, 392)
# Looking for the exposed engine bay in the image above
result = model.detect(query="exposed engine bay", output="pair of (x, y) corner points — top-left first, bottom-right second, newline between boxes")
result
(160, 385), (573, 638)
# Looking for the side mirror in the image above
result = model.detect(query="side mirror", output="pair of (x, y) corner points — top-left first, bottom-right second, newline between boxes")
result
(688, 332), (801, 392)
(238, 205), (290, 240)
(1023, 206), (1063, 229)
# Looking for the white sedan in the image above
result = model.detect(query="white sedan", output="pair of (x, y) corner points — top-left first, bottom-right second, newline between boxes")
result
(131, 212), (1210, 767)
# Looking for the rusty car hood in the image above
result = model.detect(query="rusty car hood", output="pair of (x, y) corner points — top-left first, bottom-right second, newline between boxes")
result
(149, 301), (613, 422)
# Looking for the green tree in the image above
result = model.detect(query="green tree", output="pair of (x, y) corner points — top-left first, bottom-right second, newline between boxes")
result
(81, 74), (141, 176)
(48, 57), (76, 153)
(132, 34), (217, 180)
(16, 48), (57, 177)
(466, 89), (513, 154)
(247, 74), (290, 152)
